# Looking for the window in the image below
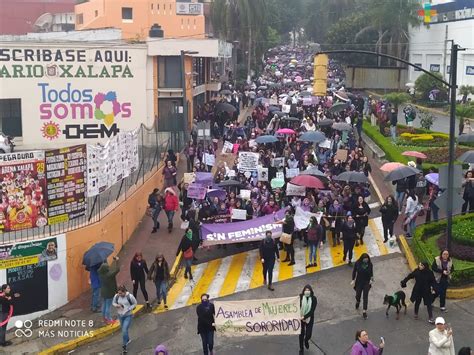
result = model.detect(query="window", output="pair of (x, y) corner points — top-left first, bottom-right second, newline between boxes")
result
(158, 56), (182, 88)
(122, 7), (133, 21)
(76, 13), (83, 25)
(0, 99), (22, 137)
(430, 64), (440, 72)
(414, 63), (422, 71)
(193, 57), (205, 86)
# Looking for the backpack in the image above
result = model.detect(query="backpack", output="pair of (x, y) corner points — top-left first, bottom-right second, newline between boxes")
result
(114, 293), (133, 306)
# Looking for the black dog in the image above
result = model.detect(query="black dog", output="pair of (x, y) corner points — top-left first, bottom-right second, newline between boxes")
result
(383, 291), (407, 319)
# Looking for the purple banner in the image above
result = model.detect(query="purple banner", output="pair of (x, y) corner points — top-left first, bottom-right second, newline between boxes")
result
(187, 183), (207, 200)
(201, 208), (287, 246)
(195, 172), (213, 187)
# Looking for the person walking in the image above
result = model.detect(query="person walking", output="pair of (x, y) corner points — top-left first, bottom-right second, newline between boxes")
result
(0, 284), (20, 347)
(148, 254), (170, 309)
(196, 293), (216, 355)
(393, 178), (408, 209)
(177, 228), (194, 280)
(351, 329), (384, 355)
(130, 252), (150, 309)
(112, 285), (137, 354)
(401, 261), (436, 323)
(280, 210), (296, 266)
(432, 250), (454, 312)
(259, 230), (280, 291)
(379, 196), (399, 243)
(461, 171), (474, 214)
(98, 256), (120, 324)
(148, 188), (162, 233)
(328, 199), (344, 245)
(389, 106), (398, 141)
(299, 284), (317, 354)
(351, 253), (374, 320)
(428, 317), (455, 355)
(352, 196), (371, 245)
(404, 189), (420, 238)
(86, 263), (101, 312)
(163, 160), (177, 188)
(306, 217), (323, 268)
(342, 212), (358, 265)
(164, 187), (179, 233)
(184, 140), (196, 173)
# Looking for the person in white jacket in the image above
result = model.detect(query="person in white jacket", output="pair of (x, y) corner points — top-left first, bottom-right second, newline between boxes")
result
(404, 190), (419, 238)
(113, 285), (137, 353)
(428, 317), (455, 355)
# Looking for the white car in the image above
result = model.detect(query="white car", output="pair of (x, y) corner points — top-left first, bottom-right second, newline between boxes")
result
(0, 132), (14, 153)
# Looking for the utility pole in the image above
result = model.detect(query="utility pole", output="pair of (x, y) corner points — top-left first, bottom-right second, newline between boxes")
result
(181, 49), (187, 145)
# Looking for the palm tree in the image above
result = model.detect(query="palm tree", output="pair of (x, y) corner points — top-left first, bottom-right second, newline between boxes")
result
(384, 92), (411, 110)
(456, 104), (474, 135)
(459, 85), (474, 104)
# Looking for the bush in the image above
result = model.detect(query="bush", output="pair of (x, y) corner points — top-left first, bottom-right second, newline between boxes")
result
(424, 146), (471, 164)
(453, 219), (474, 247)
(415, 72), (448, 101)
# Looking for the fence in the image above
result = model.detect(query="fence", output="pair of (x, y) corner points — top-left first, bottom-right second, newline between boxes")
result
(0, 123), (187, 244)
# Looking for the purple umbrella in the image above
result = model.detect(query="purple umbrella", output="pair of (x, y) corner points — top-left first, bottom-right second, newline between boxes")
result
(425, 173), (439, 186)
(206, 189), (227, 200)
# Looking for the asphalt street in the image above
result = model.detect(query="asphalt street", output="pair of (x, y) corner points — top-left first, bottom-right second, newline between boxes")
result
(73, 253), (474, 355)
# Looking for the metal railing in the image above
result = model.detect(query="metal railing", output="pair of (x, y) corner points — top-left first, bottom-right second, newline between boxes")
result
(0, 123), (187, 244)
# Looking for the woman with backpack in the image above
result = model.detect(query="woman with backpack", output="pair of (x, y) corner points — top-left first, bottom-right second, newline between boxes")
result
(112, 285), (137, 353)
(148, 254), (170, 309)
(351, 253), (374, 320)
(177, 228), (194, 280)
(130, 252), (150, 309)
(306, 217), (323, 269)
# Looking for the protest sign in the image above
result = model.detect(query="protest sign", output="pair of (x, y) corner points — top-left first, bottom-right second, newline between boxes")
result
(239, 189), (251, 200)
(227, 170), (236, 178)
(271, 178), (285, 189)
(286, 183), (306, 196)
(239, 152), (259, 172)
(271, 157), (285, 168)
(231, 209), (247, 220)
(184, 173), (195, 184)
(201, 209), (286, 245)
(222, 141), (234, 154)
(302, 97), (313, 106)
(187, 184), (207, 200)
(282, 104), (290, 113)
(204, 153), (215, 167)
(276, 172), (285, 180)
(286, 168), (299, 179)
(319, 139), (332, 149)
(294, 207), (322, 230)
(194, 172), (213, 186)
(258, 167), (269, 181)
(214, 296), (301, 337)
(335, 149), (348, 162)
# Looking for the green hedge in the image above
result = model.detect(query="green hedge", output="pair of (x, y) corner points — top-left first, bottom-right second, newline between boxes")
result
(453, 218), (474, 247)
(411, 214), (474, 286)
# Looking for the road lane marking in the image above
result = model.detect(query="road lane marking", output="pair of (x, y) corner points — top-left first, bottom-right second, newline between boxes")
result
(186, 258), (221, 306)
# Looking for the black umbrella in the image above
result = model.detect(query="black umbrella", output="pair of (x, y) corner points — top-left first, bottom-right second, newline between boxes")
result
(459, 150), (474, 163)
(299, 91), (312, 97)
(258, 86), (268, 90)
(334, 171), (369, 184)
(282, 116), (300, 122)
(318, 118), (334, 127)
(216, 102), (236, 114)
(268, 106), (280, 112)
(82, 242), (114, 268)
(332, 122), (353, 131)
(458, 133), (474, 144)
(220, 89), (232, 95)
(329, 102), (349, 114)
(268, 83), (281, 88)
(298, 131), (326, 143)
(272, 111), (286, 117)
(384, 166), (420, 181)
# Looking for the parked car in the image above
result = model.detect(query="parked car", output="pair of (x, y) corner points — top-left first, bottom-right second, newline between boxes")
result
(0, 132), (14, 153)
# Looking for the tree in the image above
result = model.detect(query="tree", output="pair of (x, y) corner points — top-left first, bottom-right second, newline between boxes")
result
(456, 104), (474, 135)
(384, 92), (411, 109)
(459, 85), (474, 104)
(414, 72), (448, 101)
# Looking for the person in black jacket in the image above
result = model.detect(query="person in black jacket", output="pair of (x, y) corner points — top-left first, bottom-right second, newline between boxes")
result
(351, 253), (374, 320)
(279, 210), (296, 266)
(379, 195), (399, 242)
(148, 188), (163, 233)
(130, 252), (150, 308)
(393, 178), (408, 209)
(0, 284), (19, 347)
(342, 213), (357, 265)
(401, 261), (436, 323)
(299, 284), (317, 354)
(352, 196), (371, 245)
(259, 231), (280, 291)
(177, 229), (194, 280)
(196, 293), (216, 355)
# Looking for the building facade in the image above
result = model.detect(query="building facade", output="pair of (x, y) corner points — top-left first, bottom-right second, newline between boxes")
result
(408, 0), (474, 91)
(75, 0), (206, 40)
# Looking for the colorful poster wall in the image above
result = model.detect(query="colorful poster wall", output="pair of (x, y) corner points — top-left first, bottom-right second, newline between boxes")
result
(45, 145), (87, 225)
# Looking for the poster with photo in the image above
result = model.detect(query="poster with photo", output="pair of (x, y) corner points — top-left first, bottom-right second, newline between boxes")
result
(45, 145), (86, 225)
(0, 151), (48, 232)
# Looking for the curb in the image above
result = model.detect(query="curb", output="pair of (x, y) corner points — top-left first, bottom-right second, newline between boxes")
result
(365, 90), (447, 116)
(38, 305), (144, 355)
(398, 235), (474, 299)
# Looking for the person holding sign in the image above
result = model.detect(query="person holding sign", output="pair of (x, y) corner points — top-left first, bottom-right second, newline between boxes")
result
(299, 284), (317, 354)
(0, 284), (20, 347)
(196, 293), (216, 355)
(259, 230), (280, 291)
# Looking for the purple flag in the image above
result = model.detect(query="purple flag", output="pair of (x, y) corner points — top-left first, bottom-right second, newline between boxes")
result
(201, 208), (287, 246)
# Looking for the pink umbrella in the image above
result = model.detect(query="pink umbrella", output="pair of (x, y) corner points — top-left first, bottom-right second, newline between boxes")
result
(402, 151), (427, 159)
(290, 175), (325, 189)
(380, 162), (405, 172)
(276, 128), (296, 135)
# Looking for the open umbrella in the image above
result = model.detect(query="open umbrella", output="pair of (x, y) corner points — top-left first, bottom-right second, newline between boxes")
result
(458, 150), (474, 163)
(272, 111), (286, 117)
(276, 128), (296, 135)
(258, 86), (268, 90)
(82, 242), (114, 268)
(332, 122), (353, 131)
(425, 173), (439, 186)
(300, 167), (326, 178)
(268, 105), (280, 112)
(334, 90), (350, 102)
(217, 180), (241, 188)
(318, 118), (334, 127)
(384, 166), (420, 181)
(299, 91), (312, 97)
(402, 151), (427, 159)
(281, 116), (300, 122)
(299, 131), (326, 143)
(290, 175), (325, 189)
(220, 89), (232, 96)
(329, 102), (348, 114)
(458, 133), (474, 143)
(215, 102), (236, 114)
(206, 189), (227, 200)
(380, 162), (405, 172)
(334, 171), (369, 184)
(255, 135), (278, 144)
